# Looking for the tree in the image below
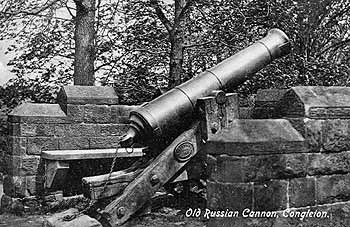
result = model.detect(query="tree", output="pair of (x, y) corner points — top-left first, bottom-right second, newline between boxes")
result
(73, 0), (96, 85)
(0, 0), (349, 109)
(0, 0), (75, 109)
(150, 0), (192, 88)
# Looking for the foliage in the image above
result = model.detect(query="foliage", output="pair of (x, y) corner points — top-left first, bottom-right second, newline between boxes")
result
(100, 0), (350, 101)
(0, 0), (349, 108)
(0, 0), (74, 109)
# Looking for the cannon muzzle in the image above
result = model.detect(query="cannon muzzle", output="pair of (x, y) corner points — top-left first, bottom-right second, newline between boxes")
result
(121, 28), (291, 147)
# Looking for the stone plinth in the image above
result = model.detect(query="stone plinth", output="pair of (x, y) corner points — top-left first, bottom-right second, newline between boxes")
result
(206, 119), (306, 211)
(277, 86), (350, 119)
(206, 86), (350, 224)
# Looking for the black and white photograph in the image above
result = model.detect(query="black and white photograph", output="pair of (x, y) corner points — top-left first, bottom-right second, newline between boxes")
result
(0, 0), (349, 226)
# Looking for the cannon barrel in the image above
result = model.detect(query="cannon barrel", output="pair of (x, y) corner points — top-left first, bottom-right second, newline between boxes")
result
(121, 28), (291, 146)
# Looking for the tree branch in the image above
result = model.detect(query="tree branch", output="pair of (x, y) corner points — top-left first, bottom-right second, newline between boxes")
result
(65, 2), (76, 18)
(150, 0), (172, 32)
(183, 40), (214, 49)
(21, 0), (62, 15)
(317, 38), (350, 58)
(176, 0), (192, 24)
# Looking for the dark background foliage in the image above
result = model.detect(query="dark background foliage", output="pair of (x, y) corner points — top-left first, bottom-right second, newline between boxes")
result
(0, 0), (349, 110)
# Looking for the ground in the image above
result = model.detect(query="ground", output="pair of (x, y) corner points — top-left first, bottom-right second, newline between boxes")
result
(2, 181), (350, 227)
(0, 182), (206, 227)
(0, 212), (206, 227)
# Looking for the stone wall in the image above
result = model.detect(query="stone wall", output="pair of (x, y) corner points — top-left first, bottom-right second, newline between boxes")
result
(1, 86), (137, 202)
(206, 86), (350, 225)
(3, 85), (350, 221)
(0, 112), (7, 181)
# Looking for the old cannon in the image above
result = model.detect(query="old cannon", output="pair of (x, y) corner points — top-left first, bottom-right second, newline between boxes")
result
(89, 28), (291, 226)
(120, 28), (291, 147)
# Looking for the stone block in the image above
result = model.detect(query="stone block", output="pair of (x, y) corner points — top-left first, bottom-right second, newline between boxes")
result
(277, 86), (350, 119)
(252, 107), (277, 119)
(322, 119), (350, 152)
(6, 136), (26, 155)
(207, 153), (307, 183)
(308, 152), (350, 175)
(207, 180), (253, 211)
(54, 124), (100, 137)
(208, 155), (247, 183)
(289, 177), (316, 207)
(10, 123), (55, 137)
(253, 180), (288, 210)
(7, 122), (20, 135)
(27, 137), (59, 155)
(8, 103), (67, 123)
(0, 136), (7, 155)
(99, 124), (128, 136)
(4, 175), (27, 197)
(207, 154), (217, 180)
(0, 194), (24, 214)
(239, 107), (253, 119)
(111, 105), (138, 118)
(316, 174), (350, 204)
(3, 175), (44, 197)
(43, 208), (102, 227)
(59, 137), (89, 150)
(287, 118), (324, 152)
(252, 88), (288, 119)
(65, 104), (84, 122)
(22, 196), (42, 213)
(206, 119), (305, 156)
(0, 115), (7, 133)
(255, 89), (288, 108)
(57, 85), (119, 106)
(44, 191), (64, 203)
(6, 155), (42, 176)
(0, 136), (7, 150)
(83, 105), (112, 123)
(28, 124), (55, 137)
(45, 195), (89, 211)
(245, 154), (307, 182)
(89, 136), (121, 149)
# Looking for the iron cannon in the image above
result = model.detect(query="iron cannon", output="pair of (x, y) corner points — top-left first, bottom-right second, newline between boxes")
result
(121, 28), (291, 147)
(96, 28), (292, 226)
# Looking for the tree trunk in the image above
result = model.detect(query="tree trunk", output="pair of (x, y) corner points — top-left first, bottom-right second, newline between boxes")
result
(167, 0), (188, 89)
(73, 0), (96, 86)
(168, 33), (184, 88)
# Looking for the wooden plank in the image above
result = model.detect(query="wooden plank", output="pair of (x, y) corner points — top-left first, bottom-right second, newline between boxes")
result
(99, 122), (201, 226)
(82, 169), (143, 188)
(83, 182), (129, 200)
(41, 147), (147, 160)
(82, 169), (143, 200)
(82, 158), (152, 199)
